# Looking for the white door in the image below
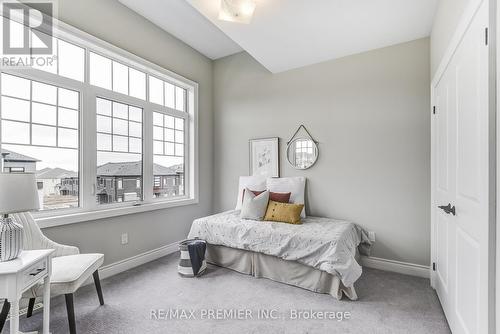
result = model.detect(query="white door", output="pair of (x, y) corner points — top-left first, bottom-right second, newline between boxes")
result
(432, 1), (490, 333)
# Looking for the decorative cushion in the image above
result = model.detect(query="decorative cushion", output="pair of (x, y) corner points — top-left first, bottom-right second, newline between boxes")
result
(23, 253), (104, 298)
(235, 176), (267, 210)
(243, 189), (291, 203)
(240, 188), (269, 220)
(267, 177), (306, 218)
(264, 201), (304, 224)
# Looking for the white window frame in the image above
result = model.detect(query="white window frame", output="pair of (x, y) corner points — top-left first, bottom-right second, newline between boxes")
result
(0, 14), (199, 228)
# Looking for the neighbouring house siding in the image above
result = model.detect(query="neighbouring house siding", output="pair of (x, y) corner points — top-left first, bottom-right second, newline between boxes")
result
(153, 174), (184, 198)
(57, 172), (184, 204)
(3, 161), (36, 173)
(60, 178), (79, 196)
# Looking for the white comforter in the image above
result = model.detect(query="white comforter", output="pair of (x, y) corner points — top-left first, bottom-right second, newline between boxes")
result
(188, 210), (372, 287)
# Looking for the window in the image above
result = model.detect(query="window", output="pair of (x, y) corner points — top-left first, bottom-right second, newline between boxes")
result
(154, 176), (161, 188)
(96, 98), (143, 204)
(4, 167), (25, 173)
(90, 52), (147, 100)
(149, 76), (187, 112)
(0, 11), (196, 224)
(29, 30), (85, 82)
(57, 40), (85, 82)
(90, 53), (111, 90)
(0, 73), (80, 211)
(149, 76), (164, 105)
(152, 111), (185, 198)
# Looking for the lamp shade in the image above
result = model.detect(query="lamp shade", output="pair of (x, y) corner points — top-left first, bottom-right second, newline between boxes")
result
(0, 173), (40, 214)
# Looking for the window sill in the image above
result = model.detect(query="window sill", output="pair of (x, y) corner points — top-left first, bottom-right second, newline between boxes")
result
(35, 197), (198, 229)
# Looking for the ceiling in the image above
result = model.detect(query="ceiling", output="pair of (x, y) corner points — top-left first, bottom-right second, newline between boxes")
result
(121, 0), (438, 73)
(118, 0), (242, 60)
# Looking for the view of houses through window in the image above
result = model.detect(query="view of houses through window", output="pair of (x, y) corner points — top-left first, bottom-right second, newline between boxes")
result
(153, 111), (185, 199)
(96, 97), (143, 204)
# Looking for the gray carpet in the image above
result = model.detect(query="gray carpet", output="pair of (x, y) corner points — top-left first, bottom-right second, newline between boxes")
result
(8, 252), (450, 334)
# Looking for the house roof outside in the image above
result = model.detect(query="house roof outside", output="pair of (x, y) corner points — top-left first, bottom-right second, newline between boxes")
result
(2, 150), (184, 178)
(170, 163), (183, 173)
(37, 167), (78, 179)
(97, 161), (183, 177)
(1, 149), (40, 162)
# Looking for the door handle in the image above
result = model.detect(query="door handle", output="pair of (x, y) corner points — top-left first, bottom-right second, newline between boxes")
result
(438, 203), (456, 216)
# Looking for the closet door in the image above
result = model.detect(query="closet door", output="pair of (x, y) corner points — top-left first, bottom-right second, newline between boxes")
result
(432, 1), (490, 333)
(434, 64), (456, 330)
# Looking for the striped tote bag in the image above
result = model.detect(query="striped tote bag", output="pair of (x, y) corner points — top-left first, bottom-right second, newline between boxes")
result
(178, 239), (207, 277)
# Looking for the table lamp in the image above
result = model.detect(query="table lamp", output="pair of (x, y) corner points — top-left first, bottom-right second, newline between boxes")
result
(0, 173), (40, 261)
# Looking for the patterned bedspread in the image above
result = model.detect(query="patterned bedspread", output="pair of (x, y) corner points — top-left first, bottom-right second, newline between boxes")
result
(188, 210), (372, 287)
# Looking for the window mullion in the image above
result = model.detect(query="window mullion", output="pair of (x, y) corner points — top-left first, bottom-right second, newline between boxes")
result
(143, 104), (153, 203)
(185, 94), (190, 199)
(189, 86), (197, 200)
(81, 86), (98, 210)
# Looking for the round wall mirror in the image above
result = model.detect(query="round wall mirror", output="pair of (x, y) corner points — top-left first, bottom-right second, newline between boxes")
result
(286, 138), (318, 170)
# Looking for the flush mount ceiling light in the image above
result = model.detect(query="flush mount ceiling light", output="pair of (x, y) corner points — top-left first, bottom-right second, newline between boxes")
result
(218, 0), (256, 24)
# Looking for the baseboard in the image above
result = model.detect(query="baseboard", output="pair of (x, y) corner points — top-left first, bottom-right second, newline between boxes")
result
(83, 243), (429, 284)
(360, 256), (430, 279)
(84, 241), (180, 285)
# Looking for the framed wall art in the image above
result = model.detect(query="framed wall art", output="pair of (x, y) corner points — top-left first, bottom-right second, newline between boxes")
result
(249, 137), (280, 178)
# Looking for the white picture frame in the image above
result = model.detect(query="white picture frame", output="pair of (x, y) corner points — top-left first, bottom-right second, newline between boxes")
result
(249, 137), (280, 178)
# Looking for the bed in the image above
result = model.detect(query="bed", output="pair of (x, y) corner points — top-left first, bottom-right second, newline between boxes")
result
(188, 210), (372, 300)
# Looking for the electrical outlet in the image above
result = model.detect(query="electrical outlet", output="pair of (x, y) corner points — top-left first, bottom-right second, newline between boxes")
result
(368, 231), (376, 242)
(121, 233), (128, 245)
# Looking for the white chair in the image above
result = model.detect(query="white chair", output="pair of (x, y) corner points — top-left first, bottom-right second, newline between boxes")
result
(12, 212), (105, 334)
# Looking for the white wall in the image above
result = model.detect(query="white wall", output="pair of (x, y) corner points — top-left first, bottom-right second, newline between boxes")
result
(430, 0), (472, 76)
(213, 38), (431, 266)
(41, 0), (213, 265)
(38, 1), (433, 268)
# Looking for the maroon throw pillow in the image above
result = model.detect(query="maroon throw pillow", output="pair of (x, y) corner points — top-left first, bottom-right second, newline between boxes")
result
(268, 191), (292, 203)
(242, 189), (291, 203)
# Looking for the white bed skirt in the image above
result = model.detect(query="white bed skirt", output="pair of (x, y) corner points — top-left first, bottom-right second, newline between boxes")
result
(206, 244), (358, 300)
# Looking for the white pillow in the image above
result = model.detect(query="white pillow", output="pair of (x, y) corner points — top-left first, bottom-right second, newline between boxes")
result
(266, 177), (306, 218)
(235, 176), (267, 210)
(240, 188), (269, 220)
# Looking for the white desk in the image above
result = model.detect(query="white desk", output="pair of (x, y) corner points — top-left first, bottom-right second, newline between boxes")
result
(0, 249), (54, 334)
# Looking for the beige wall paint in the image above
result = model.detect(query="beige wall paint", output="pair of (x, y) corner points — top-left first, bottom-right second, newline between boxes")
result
(430, 0), (472, 76)
(40, 0), (213, 265)
(213, 38), (431, 266)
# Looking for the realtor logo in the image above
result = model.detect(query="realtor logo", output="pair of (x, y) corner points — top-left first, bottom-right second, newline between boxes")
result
(1, 0), (57, 69)
(2, 1), (53, 55)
